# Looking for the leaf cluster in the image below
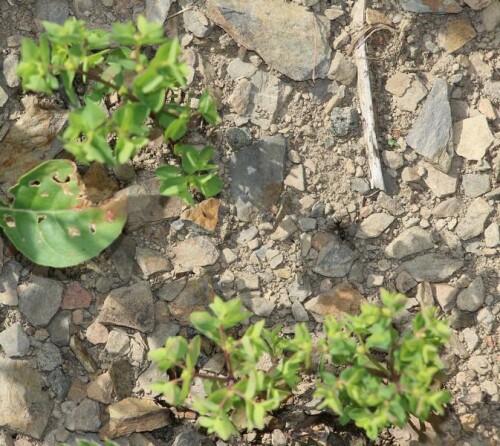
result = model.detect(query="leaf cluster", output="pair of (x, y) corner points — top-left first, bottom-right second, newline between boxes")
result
(149, 290), (451, 441)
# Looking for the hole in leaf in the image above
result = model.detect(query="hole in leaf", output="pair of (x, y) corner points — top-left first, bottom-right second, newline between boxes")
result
(40, 192), (50, 198)
(89, 223), (96, 234)
(52, 174), (71, 184)
(4, 215), (15, 228)
(30, 180), (41, 187)
(68, 226), (81, 237)
(37, 215), (46, 224)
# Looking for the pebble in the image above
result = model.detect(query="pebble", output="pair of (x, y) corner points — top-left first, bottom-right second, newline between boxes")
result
(136, 247), (171, 277)
(62, 282), (93, 310)
(183, 9), (212, 38)
(249, 297), (275, 317)
(330, 107), (359, 137)
(468, 355), (490, 376)
(457, 277), (485, 312)
(328, 52), (357, 86)
(171, 236), (219, 273)
(284, 164), (306, 191)
(47, 311), (71, 347)
(86, 321), (109, 345)
(105, 330), (131, 355)
(395, 271), (417, 293)
(423, 163), (458, 198)
(432, 198), (464, 218)
(237, 226), (259, 244)
(87, 372), (113, 404)
(313, 236), (358, 278)
(462, 174), (491, 198)
(297, 217), (316, 232)
(291, 301), (309, 322)
(145, 0), (172, 23)
(35, 0), (69, 24)
(65, 399), (101, 432)
(168, 276), (214, 325)
(437, 17), (476, 53)
(433, 283), (458, 312)
(456, 198), (492, 240)
(454, 115), (494, 160)
(18, 276), (63, 327)
(271, 216), (298, 241)
(403, 254), (463, 282)
(0, 86), (8, 108)
(3, 53), (20, 88)
(36, 342), (63, 372)
(484, 222), (500, 248)
(385, 226), (433, 259)
(0, 322), (30, 357)
(356, 213), (395, 239)
(462, 327), (479, 352)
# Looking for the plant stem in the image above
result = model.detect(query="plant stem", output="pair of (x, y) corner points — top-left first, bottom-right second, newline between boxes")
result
(218, 325), (235, 386)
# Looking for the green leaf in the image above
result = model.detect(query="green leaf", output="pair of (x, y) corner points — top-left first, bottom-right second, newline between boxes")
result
(156, 164), (181, 179)
(189, 312), (220, 341)
(111, 21), (136, 46)
(213, 415), (236, 440)
(186, 335), (201, 371)
(0, 160), (126, 267)
(198, 90), (221, 125)
(195, 173), (223, 198)
(164, 117), (188, 141)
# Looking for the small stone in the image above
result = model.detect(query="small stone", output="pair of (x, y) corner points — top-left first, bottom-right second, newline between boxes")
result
(460, 413), (479, 432)
(237, 226), (259, 244)
(456, 198), (492, 240)
(18, 276), (63, 327)
(385, 226), (433, 259)
(271, 429), (287, 446)
(171, 432), (215, 446)
(136, 247), (171, 277)
(461, 327), (479, 352)
(457, 277), (485, 312)
(481, 0), (500, 31)
(109, 359), (134, 399)
(47, 367), (71, 399)
(437, 17), (476, 53)
(284, 164), (305, 191)
(37, 342), (63, 372)
(399, 0), (462, 13)
(65, 399), (101, 432)
(462, 174), (491, 198)
(395, 271), (417, 293)
(69, 336), (98, 373)
(105, 330), (130, 355)
(396, 75), (428, 112)
(328, 52), (357, 86)
(291, 301), (309, 322)
(330, 107), (358, 137)
(454, 115), (494, 160)
(102, 398), (172, 439)
(288, 277), (312, 302)
(0, 261), (20, 306)
(298, 217), (316, 232)
(403, 254), (463, 282)
(366, 274), (384, 288)
(313, 236), (358, 278)
(305, 282), (363, 323)
(47, 311), (71, 347)
(3, 53), (20, 88)
(221, 248), (238, 265)
(35, 0), (69, 24)
(271, 216), (298, 241)
(183, 9), (212, 38)
(432, 283), (458, 312)
(110, 235), (137, 281)
(168, 276), (215, 325)
(382, 151), (404, 170)
(62, 282), (93, 309)
(249, 297), (275, 317)
(227, 60), (258, 80)
(406, 79), (453, 172)
(147, 322), (180, 351)
(468, 355), (490, 375)
(401, 167), (421, 184)
(423, 163), (457, 197)
(356, 213), (395, 239)
(87, 372), (113, 404)
(157, 278), (187, 302)
(432, 198), (464, 218)
(351, 178), (370, 194)
(464, 0), (493, 10)
(171, 236), (219, 273)
(180, 198), (220, 232)
(98, 282), (155, 333)
(0, 322), (30, 357)
(86, 321), (109, 345)
(484, 223), (500, 248)
(145, 0), (173, 24)
(0, 358), (53, 439)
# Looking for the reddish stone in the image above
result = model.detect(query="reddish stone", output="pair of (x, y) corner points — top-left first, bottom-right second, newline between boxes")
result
(62, 282), (93, 309)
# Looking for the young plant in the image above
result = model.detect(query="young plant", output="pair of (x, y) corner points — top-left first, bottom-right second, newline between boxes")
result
(149, 290), (451, 441)
(2, 17), (222, 267)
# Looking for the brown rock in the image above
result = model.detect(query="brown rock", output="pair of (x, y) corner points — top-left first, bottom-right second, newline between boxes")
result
(109, 359), (135, 399)
(87, 372), (113, 404)
(83, 162), (119, 203)
(70, 335), (98, 373)
(86, 321), (109, 345)
(437, 17), (476, 53)
(168, 276), (215, 324)
(68, 378), (88, 403)
(62, 282), (93, 309)
(304, 282), (363, 322)
(181, 198), (220, 231)
(100, 398), (172, 439)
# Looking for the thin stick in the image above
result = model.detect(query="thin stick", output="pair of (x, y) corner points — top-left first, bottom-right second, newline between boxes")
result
(352, 0), (385, 191)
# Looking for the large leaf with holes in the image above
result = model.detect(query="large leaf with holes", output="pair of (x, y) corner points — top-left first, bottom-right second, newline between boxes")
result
(0, 160), (127, 267)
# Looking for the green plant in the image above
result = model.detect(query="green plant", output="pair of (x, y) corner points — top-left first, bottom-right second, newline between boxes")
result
(0, 17), (221, 267)
(149, 290), (451, 441)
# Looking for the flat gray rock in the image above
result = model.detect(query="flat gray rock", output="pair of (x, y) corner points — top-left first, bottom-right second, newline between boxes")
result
(47, 311), (71, 347)
(403, 254), (463, 282)
(109, 235), (136, 281)
(0, 261), (21, 306)
(456, 198), (492, 240)
(136, 247), (171, 277)
(98, 282), (155, 333)
(406, 79), (453, 172)
(230, 135), (286, 211)
(462, 174), (491, 198)
(0, 358), (53, 439)
(206, 0), (331, 81)
(18, 275), (63, 327)
(356, 213), (395, 239)
(36, 341), (63, 372)
(35, 0), (69, 24)
(65, 399), (101, 432)
(313, 237), (358, 278)
(385, 227), (434, 259)
(168, 276), (215, 324)
(399, 0), (462, 13)
(171, 236), (220, 273)
(432, 198), (464, 218)
(171, 431), (215, 446)
(457, 277), (485, 312)
(0, 322), (30, 358)
(145, 0), (173, 24)
(423, 163), (458, 197)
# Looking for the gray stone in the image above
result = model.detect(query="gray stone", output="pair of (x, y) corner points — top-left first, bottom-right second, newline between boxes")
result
(3, 53), (20, 88)
(171, 236), (219, 273)
(206, 0), (331, 81)
(237, 226), (259, 244)
(330, 107), (359, 137)
(462, 174), (491, 198)
(454, 115), (494, 161)
(328, 52), (357, 86)
(249, 297), (275, 317)
(230, 135), (286, 211)
(484, 222), (500, 248)
(37, 341), (63, 372)
(271, 216), (298, 241)
(356, 213), (395, 239)
(0, 358), (53, 439)
(65, 399), (101, 432)
(109, 359), (134, 399)
(298, 217), (317, 232)
(18, 275), (63, 327)
(225, 127), (252, 149)
(457, 277), (485, 312)
(395, 271), (417, 293)
(432, 283), (458, 312)
(171, 431), (215, 446)
(0, 261), (21, 306)
(482, 0), (500, 31)
(146, 322), (180, 351)
(351, 178), (370, 194)
(385, 227), (434, 259)
(423, 163), (458, 197)
(98, 282), (155, 333)
(35, 0), (69, 24)
(313, 236), (358, 278)
(403, 254), (463, 282)
(168, 276), (215, 325)
(291, 301), (309, 322)
(284, 165), (305, 191)
(432, 198), (464, 218)
(462, 327), (479, 353)
(227, 60), (258, 80)
(0, 322), (30, 357)
(468, 355), (490, 376)
(136, 247), (171, 277)
(183, 9), (212, 38)
(157, 278), (187, 302)
(287, 277), (312, 302)
(47, 367), (71, 399)
(145, 0), (173, 24)
(0, 86), (7, 108)
(137, 362), (167, 395)
(70, 336), (98, 373)
(399, 0), (462, 13)
(109, 235), (137, 281)
(456, 198), (492, 240)
(406, 79), (453, 172)
(105, 330), (130, 355)
(47, 311), (71, 347)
